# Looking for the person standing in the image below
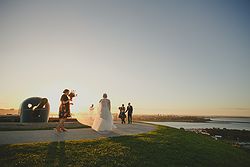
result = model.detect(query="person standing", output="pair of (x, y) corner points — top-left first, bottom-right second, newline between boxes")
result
(92, 93), (115, 132)
(126, 103), (133, 124)
(118, 106), (126, 124)
(56, 89), (71, 132)
(89, 104), (95, 121)
(120, 104), (125, 113)
(89, 104), (94, 112)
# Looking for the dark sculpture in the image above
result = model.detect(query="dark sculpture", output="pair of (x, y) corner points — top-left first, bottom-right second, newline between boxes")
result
(20, 97), (50, 123)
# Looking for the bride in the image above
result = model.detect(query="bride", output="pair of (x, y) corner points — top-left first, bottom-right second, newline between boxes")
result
(92, 93), (115, 132)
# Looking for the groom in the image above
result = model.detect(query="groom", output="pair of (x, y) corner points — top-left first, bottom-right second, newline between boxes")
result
(126, 103), (133, 124)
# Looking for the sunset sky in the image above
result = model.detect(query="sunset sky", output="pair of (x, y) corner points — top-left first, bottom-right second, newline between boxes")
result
(0, 0), (249, 116)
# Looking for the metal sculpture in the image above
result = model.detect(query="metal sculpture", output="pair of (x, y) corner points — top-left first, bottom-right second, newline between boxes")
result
(20, 97), (50, 122)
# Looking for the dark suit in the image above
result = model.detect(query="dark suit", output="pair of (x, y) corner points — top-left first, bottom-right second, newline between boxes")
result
(126, 105), (133, 124)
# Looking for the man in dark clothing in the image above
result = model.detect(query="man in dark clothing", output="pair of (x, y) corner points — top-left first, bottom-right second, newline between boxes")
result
(126, 103), (133, 124)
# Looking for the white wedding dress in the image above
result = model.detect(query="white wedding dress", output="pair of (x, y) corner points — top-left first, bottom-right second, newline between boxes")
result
(92, 98), (114, 132)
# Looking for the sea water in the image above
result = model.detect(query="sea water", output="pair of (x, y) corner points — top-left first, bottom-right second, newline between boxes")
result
(146, 117), (250, 130)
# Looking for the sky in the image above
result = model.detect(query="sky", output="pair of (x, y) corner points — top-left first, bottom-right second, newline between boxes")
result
(0, 0), (249, 116)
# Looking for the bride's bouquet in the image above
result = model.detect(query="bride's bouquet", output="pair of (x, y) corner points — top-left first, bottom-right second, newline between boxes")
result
(66, 90), (77, 117)
(69, 90), (77, 101)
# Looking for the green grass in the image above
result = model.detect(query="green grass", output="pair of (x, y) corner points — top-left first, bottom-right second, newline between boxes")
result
(0, 126), (250, 167)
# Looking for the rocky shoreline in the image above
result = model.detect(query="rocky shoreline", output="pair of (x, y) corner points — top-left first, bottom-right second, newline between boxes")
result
(186, 128), (250, 150)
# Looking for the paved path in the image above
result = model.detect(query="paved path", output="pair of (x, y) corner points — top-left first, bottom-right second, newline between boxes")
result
(0, 123), (155, 145)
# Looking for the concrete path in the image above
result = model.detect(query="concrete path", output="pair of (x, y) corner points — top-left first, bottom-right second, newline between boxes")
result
(0, 123), (155, 145)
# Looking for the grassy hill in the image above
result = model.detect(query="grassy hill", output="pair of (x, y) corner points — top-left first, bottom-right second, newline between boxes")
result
(0, 126), (249, 167)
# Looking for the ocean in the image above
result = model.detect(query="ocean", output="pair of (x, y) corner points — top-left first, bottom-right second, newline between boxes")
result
(146, 117), (250, 131)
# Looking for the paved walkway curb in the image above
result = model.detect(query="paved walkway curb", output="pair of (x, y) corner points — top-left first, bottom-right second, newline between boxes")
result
(0, 123), (156, 145)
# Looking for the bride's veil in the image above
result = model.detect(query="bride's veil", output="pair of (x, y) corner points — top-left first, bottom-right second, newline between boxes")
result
(78, 98), (116, 131)
(76, 104), (99, 127)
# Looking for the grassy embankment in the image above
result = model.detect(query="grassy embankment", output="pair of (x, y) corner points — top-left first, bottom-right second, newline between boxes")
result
(0, 125), (250, 167)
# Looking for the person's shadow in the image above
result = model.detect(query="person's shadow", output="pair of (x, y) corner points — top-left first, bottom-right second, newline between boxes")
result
(45, 141), (65, 166)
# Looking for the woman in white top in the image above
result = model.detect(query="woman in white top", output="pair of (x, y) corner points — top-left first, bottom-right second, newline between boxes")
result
(92, 93), (114, 132)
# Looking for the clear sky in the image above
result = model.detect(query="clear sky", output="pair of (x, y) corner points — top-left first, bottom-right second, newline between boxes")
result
(0, 0), (249, 116)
